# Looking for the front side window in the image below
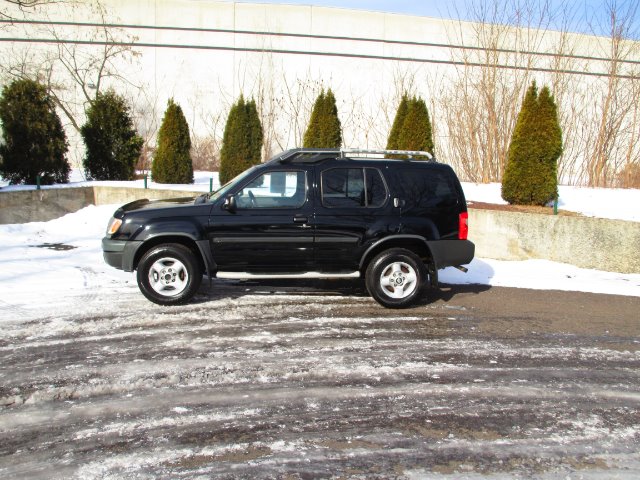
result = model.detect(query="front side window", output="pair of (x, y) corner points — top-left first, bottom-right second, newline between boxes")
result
(322, 168), (387, 208)
(236, 171), (306, 209)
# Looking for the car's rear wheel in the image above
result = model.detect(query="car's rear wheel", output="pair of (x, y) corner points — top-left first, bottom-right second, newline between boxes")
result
(365, 248), (427, 308)
(137, 243), (202, 305)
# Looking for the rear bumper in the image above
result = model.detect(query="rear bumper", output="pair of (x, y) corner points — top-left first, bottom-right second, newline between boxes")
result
(102, 238), (142, 272)
(427, 239), (475, 269)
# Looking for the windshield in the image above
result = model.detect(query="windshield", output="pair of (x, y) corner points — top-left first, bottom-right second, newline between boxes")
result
(208, 167), (258, 202)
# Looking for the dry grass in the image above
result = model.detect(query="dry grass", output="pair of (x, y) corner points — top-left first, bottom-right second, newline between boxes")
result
(468, 201), (582, 217)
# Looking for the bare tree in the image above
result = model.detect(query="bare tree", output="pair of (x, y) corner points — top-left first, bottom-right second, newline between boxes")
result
(1, 0), (61, 20)
(1, 0), (140, 134)
(438, 0), (557, 182)
(585, 0), (639, 187)
(274, 72), (325, 151)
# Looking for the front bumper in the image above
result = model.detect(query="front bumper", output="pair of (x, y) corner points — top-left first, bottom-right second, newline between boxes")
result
(102, 237), (143, 272)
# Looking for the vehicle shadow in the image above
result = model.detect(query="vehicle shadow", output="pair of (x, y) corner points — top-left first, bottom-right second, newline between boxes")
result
(195, 275), (492, 305)
(421, 282), (492, 304)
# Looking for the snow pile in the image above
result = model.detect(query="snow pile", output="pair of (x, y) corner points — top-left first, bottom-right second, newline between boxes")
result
(0, 205), (135, 315)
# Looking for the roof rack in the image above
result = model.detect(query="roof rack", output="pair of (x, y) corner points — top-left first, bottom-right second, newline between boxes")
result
(275, 148), (340, 164)
(273, 148), (435, 164)
(340, 149), (434, 161)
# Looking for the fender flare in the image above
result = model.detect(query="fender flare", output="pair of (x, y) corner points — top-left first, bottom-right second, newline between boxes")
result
(359, 234), (432, 270)
(125, 220), (215, 275)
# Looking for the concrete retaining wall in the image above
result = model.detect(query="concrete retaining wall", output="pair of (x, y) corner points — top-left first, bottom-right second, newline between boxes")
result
(0, 187), (95, 224)
(469, 210), (640, 274)
(2, 187), (639, 273)
(92, 187), (201, 206)
(0, 187), (199, 224)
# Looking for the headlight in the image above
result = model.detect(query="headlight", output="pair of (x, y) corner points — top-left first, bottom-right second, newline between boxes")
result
(106, 217), (123, 236)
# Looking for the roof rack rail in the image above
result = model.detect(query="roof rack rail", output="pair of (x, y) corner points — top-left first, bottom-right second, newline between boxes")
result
(273, 148), (435, 164)
(340, 149), (434, 161)
(275, 148), (341, 164)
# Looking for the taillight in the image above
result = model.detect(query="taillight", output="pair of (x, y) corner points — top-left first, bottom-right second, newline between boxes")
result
(458, 212), (468, 240)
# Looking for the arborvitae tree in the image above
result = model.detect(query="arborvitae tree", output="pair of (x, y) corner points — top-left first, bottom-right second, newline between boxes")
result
(398, 97), (434, 158)
(502, 82), (562, 205)
(537, 85), (562, 199)
(219, 95), (264, 185)
(152, 99), (193, 184)
(386, 94), (409, 153)
(0, 78), (69, 185)
(386, 95), (434, 159)
(303, 88), (342, 148)
(81, 90), (143, 181)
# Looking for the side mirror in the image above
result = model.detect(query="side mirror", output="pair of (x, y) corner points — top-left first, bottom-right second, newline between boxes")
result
(223, 194), (237, 213)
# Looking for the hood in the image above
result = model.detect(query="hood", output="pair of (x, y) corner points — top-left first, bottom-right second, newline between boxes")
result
(119, 196), (197, 213)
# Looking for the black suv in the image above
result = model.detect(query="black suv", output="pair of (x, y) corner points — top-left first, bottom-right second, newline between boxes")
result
(102, 149), (474, 308)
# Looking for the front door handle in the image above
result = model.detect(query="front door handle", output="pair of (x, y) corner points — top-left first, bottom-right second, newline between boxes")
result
(293, 216), (308, 223)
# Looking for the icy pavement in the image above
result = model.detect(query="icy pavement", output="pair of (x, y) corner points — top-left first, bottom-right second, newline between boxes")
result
(1, 282), (639, 478)
(1, 201), (639, 478)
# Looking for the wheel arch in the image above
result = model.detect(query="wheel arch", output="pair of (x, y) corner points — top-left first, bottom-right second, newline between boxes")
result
(131, 234), (214, 277)
(359, 235), (433, 272)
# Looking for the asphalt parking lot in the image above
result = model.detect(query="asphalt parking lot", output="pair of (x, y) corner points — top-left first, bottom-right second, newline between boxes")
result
(1, 280), (639, 479)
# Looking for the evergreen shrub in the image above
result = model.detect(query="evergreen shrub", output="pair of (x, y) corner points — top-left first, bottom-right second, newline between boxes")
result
(502, 82), (562, 206)
(219, 95), (263, 185)
(303, 89), (342, 149)
(386, 94), (434, 159)
(152, 99), (194, 184)
(81, 90), (143, 181)
(0, 79), (69, 185)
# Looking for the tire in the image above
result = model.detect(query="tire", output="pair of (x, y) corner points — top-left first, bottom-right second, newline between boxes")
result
(137, 243), (202, 305)
(365, 248), (427, 309)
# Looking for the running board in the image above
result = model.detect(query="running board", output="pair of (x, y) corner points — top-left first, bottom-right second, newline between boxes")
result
(216, 271), (361, 280)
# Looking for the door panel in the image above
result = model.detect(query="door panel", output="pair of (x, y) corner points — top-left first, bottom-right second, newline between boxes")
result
(314, 166), (391, 272)
(208, 169), (314, 272)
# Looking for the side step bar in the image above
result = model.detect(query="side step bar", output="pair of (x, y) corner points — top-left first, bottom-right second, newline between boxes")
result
(216, 271), (361, 280)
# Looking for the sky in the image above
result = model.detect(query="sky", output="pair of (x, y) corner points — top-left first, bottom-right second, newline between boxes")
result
(233, 0), (640, 39)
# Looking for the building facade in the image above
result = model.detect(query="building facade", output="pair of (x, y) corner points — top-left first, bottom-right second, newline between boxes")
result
(1, 0), (639, 185)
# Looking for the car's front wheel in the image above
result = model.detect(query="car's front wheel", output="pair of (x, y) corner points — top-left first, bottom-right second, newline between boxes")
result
(365, 248), (427, 308)
(137, 243), (202, 305)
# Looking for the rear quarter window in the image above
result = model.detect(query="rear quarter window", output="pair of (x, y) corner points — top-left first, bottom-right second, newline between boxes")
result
(395, 168), (459, 208)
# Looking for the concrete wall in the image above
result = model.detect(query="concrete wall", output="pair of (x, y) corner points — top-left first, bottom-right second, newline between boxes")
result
(0, 187), (198, 224)
(469, 210), (640, 274)
(92, 187), (201, 206)
(0, 188), (95, 224)
(2, 188), (639, 273)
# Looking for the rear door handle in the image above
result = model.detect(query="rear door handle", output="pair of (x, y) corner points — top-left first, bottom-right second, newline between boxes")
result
(293, 216), (308, 223)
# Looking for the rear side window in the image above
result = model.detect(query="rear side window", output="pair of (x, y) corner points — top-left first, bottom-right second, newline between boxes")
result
(322, 168), (387, 208)
(395, 168), (458, 208)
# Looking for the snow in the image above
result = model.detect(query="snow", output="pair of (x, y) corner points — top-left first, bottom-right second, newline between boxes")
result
(0, 172), (639, 321)
(0, 169), (221, 193)
(462, 182), (640, 222)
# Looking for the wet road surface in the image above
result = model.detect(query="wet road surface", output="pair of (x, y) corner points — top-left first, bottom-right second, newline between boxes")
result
(1, 280), (639, 479)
